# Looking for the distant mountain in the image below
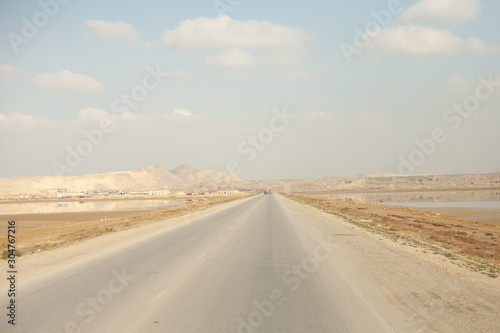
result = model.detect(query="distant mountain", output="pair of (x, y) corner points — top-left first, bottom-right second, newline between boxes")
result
(243, 172), (500, 193)
(362, 172), (400, 178)
(170, 164), (239, 185)
(0, 165), (242, 196)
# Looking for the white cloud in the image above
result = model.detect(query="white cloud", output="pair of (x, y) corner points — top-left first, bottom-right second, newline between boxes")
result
(448, 75), (475, 87)
(441, 74), (500, 101)
(373, 25), (490, 56)
(0, 112), (48, 127)
(162, 15), (309, 50)
(399, 0), (481, 23)
(466, 37), (490, 54)
(78, 108), (137, 122)
(260, 48), (303, 68)
(205, 49), (256, 68)
(0, 64), (21, 80)
(85, 19), (140, 43)
(205, 47), (314, 78)
(34, 70), (106, 92)
(308, 111), (333, 120)
(78, 108), (114, 121)
(172, 108), (194, 117)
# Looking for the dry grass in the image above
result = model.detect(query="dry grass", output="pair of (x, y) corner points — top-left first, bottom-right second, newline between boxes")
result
(0, 195), (252, 256)
(286, 194), (500, 267)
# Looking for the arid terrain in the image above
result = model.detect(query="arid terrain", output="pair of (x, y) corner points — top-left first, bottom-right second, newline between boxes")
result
(0, 194), (251, 258)
(1, 168), (498, 275)
(244, 172), (500, 193)
(0, 164), (241, 197)
(3, 193), (499, 333)
(285, 194), (500, 273)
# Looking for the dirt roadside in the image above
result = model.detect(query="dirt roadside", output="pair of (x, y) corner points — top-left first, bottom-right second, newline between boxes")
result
(0, 195), (254, 268)
(285, 194), (500, 271)
(278, 194), (500, 333)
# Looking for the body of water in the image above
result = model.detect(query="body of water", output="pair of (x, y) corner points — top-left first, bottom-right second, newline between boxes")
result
(325, 190), (500, 210)
(0, 199), (185, 215)
(320, 190), (500, 224)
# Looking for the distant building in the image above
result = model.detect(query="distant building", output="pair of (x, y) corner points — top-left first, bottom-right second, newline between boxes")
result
(56, 192), (85, 198)
(128, 191), (149, 196)
(128, 189), (171, 196)
(149, 190), (170, 196)
(217, 190), (240, 195)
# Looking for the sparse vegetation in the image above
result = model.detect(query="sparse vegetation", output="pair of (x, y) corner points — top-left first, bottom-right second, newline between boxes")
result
(0, 195), (253, 258)
(2, 249), (22, 259)
(285, 194), (500, 277)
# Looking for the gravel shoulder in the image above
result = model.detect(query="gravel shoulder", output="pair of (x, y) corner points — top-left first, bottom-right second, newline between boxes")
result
(277, 194), (500, 333)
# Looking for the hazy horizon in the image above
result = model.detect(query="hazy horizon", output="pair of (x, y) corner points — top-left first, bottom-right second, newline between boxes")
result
(0, 162), (498, 182)
(1, 0), (499, 180)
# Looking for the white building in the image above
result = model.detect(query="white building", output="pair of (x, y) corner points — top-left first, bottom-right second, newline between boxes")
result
(149, 190), (170, 196)
(128, 189), (171, 196)
(217, 190), (240, 195)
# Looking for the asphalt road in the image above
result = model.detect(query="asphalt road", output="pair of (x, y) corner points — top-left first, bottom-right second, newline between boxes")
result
(2, 194), (395, 332)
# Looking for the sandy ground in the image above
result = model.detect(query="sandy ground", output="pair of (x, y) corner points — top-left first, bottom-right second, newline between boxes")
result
(278, 195), (500, 333)
(285, 194), (500, 269)
(0, 195), (252, 258)
(413, 207), (500, 226)
(0, 195), (257, 286)
(1, 194), (498, 332)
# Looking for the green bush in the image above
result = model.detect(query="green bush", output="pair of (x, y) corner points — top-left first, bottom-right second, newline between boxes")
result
(2, 249), (22, 259)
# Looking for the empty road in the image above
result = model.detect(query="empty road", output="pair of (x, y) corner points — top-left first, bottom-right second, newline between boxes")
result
(2, 194), (396, 332)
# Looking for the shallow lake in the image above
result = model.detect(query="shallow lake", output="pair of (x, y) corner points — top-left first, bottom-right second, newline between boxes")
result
(324, 190), (500, 210)
(0, 199), (185, 215)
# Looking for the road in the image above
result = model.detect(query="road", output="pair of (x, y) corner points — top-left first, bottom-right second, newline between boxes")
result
(4, 194), (396, 332)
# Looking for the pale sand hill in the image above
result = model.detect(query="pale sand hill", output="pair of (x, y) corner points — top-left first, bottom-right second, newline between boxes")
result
(0, 164), (241, 196)
(2, 167), (499, 197)
(241, 172), (500, 193)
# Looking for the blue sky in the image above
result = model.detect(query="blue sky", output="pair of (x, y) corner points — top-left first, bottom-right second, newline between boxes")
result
(0, 0), (499, 180)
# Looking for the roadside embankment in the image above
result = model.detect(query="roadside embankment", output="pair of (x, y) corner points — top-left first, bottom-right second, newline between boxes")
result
(285, 194), (500, 274)
(0, 194), (253, 258)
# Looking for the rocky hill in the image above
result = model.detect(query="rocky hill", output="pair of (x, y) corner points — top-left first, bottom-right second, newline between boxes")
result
(0, 165), (242, 196)
(241, 173), (500, 193)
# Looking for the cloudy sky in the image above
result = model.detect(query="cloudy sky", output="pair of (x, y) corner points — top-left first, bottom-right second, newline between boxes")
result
(0, 0), (499, 180)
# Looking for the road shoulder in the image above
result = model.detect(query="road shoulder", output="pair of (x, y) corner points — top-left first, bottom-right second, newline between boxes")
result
(277, 194), (500, 333)
(0, 195), (258, 287)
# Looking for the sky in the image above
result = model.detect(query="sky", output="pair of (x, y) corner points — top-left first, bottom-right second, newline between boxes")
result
(0, 0), (499, 180)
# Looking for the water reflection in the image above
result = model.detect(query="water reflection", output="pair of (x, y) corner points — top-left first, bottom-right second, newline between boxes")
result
(0, 200), (185, 215)
(325, 190), (500, 209)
